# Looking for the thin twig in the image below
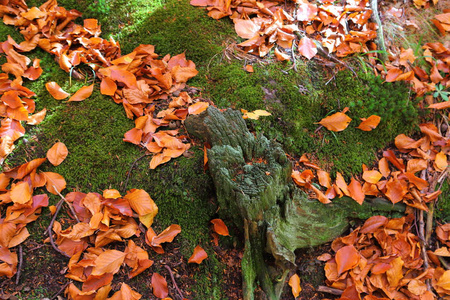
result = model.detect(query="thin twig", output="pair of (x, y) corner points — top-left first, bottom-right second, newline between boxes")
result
(438, 256), (450, 270)
(15, 245), (23, 285)
(53, 185), (80, 223)
(46, 198), (70, 258)
(165, 265), (184, 300)
(122, 153), (148, 193)
(317, 286), (343, 296)
(27, 244), (46, 251)
(418, 209), (433, 292)
(51, 281), (71, 300)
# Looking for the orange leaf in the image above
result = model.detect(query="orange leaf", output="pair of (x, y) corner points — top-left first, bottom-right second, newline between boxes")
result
(108, 283), (142, 300)
(360, 215), (388, 233)
(152, 224), (181, 246)
(383, 150), (405, 171)
(152, 273), (169, 298)
(362, 170), (382, 184)
(356, 115), (380, 131)
(123, 189), (158, 227)
(110, 68), (137, 88)
(42, 172), (66, 195)
(27, 108), (47, 125)
(298, 37), (317, 60)
(435, 151), (448, 172)
(378, 157), (390, 178)
(45, 82), (70, 100)
(428, 101), (450, 109)
(150, 153), (171, 169)
(10, 181), (32, 204)
(211, 219), (230, 236)
(288, 274), (302, 298)
(386, 257), (404, 288)
(46, 142), (68, 166)
(245, 65), (254, 73)
(319, 112), (352, 132)
(385, 68), (403, 82)
(335, 245), (360, 275)
(234, 19), (259, 39)
(407, 159), (427, 174)
(335, 172), (350, 196)
(68, 84), (94, 101)
(348, 177), (364, 204)
(188, 102), (209, 115)
(311, 185), (331, 204)
(188, 245), (208, 264)
(317, 169), (331, 188)
(100, 77), (117, 96)
(91, 249), (126, 276)
(123, 128), (143, 145)
(385, 178), (408, 203)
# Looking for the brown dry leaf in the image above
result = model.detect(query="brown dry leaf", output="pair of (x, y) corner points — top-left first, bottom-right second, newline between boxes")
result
(151, 224), (181, 246)
(245, 65), (254, 73)
(100, 77), (117, 96)
(435, 151), (448, 172)
(356, 115), (381, 131)
(46, 142), (68, 166)
(10, 181), (32, 204)
(234, 19), (259, 39)
(348, 177), (364, 204)
(108, 283), (142, 300)
(68, 84), (94, 101)
(244, 109), (271, 120)
(123, 189), (158, 227)
(210, 219), (230, 236)
(188, 102), (209, 115)
(335, 245), (360, 275)
(298, 37), (317, 60)
(317, 169), (331, 188)
(362, 170), (382, 184)
(360, 215), (388, 234)
(288, 274), (302, 298)
(335, 172), (350, 196)
(45, 82), (70, 100)
(151, 273), (169, 298)
(319, 112), (352, 132)
(27, 108), (47, 125)
(91, 249), (126, 276)
(42, 172), (66, 195)
(188, 245), (208, 264)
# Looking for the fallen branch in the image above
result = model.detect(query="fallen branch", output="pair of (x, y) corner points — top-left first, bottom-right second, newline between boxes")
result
(46, 198), (70, 258)
(51, 281), (70, 300)
(317, 286), (343, 296)
(15, 245), (23, 285)
(122, 153), (149, 193)
(165, 265), (184, 300)
(53, 185), (80, 223)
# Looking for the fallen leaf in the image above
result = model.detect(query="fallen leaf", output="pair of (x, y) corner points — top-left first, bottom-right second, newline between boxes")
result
(335, 245), (360, 275)
(91, 249), (126, 276)
(152, 273), (168, 298)
(298, 37), (317, 60)
(288, 274), (302, 298)
(45, 82), (70, 100)
(68, 84), (94, 101)
(46, 142), (68, 166)
(188, 245), (208, 264)
(152, 224), (181, 246)
(319, 112), (352, 132)
(356, 115), (381, 131)
(211, 219), (230, 236)
(188, 102), (209, 115)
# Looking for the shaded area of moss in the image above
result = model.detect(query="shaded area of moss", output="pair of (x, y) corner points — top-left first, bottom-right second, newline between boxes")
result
(195, 58), (419, 177)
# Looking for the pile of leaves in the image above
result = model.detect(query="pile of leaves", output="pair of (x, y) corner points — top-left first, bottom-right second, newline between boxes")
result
(191, 0), (379, 59)
(0, 141), (222, 298)
(0, 37), (46, 164)
(0, 0), (210, 168)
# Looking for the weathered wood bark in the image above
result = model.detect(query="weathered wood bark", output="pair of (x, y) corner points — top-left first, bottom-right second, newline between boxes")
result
(185, 107), (405, 300)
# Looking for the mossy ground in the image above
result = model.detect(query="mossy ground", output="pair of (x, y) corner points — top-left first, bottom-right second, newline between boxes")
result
(0, 0), (434, 298)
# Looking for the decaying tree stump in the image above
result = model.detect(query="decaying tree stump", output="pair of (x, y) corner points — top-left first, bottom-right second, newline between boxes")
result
(185, 107), (405, 300)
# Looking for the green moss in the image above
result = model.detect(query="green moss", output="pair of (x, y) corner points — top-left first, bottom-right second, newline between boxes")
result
(436, 179), (450, 223)
(196, 57), (419, 177)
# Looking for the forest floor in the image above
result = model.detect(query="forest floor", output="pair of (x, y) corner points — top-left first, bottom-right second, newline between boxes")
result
(0, 0), (449, 299)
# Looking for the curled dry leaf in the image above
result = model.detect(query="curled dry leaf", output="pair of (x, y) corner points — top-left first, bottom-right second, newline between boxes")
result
(335, 245), (360, 275)
(188, 245), (208, 264)
(46, 142), (68, 166)
(356, 115), (381, 131)
(188, 102), (209, 115)
(45, 82), (70, 100)
(42, 171), (66, 195)
(151, 273), (169, 298)
(288, 273), (302, 298)
(318, 112), (352, 132)
(210, 218), (230, 236)
(68, 84), (94, 101)
(298, 37), (317, 60)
